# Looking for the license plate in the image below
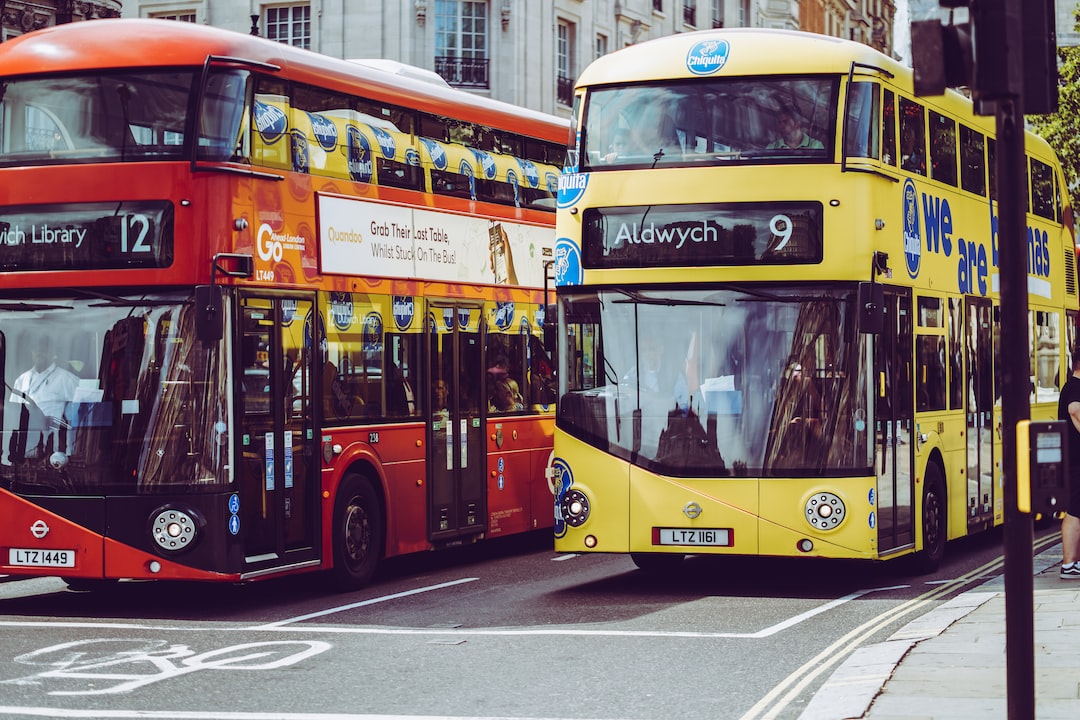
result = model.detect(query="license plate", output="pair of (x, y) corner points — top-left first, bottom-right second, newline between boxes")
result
(8, 548), (76, 568)
(654, 528), (733, 547)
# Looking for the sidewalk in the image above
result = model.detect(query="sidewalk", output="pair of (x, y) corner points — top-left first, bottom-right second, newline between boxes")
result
(800, 545), (1080, 720)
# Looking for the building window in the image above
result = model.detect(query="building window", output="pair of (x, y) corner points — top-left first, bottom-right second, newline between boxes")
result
(739, 0), (750, 27)
(152, 12), (196, 22)
(265, 4), (310, 49)
(435, 0), (490, 89)
(712, 0), (723, 27)
(653, 0), (664, 12)
(595, 33), (608, 60)
(557, 20), (575, 106)
(684, 0), (697, 26)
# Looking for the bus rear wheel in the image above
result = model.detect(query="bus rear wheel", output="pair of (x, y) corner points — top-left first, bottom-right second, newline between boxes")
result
(329, 472), (384, 591)
(913, 464), (947, 574)
(630, 552), (685, 574)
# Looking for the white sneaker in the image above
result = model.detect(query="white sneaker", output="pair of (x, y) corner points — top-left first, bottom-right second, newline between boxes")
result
(1060, 562), (1080, 580)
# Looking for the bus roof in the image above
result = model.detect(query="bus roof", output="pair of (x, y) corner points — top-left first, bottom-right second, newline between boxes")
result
(577, 27), (1059, 159)
(0, 18), (566, 141)
(577, 28), (909, 87)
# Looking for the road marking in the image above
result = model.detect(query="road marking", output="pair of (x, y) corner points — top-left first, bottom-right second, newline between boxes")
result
(739, 532), (1064, 720)
(248, 578), (480, 629)
(0, 710), (618, 720)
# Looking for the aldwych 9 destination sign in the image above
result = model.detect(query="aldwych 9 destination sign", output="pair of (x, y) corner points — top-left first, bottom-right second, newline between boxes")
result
(582, 201), (822, 268)
(0, 201), (174, 271)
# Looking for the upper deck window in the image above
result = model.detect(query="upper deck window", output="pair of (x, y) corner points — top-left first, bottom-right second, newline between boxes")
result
(580, 77), (837, 170)
(0, 72), (194, 168)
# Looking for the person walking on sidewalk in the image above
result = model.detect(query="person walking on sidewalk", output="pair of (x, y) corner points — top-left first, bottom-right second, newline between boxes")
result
(1057, 350), (1080, 579)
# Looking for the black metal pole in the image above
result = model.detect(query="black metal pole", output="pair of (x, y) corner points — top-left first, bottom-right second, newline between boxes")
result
(996, 92), (1035, 719)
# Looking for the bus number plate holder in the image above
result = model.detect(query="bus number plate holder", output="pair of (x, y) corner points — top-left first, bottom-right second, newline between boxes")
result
(653, 528), (732, 547)
(8, 548), (76, 568)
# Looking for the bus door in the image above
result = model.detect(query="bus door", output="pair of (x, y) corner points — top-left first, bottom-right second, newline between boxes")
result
(236, 293), (319, 572)
(427, 302), (486, 542)
(875, 289), (915, 554)
(965, 297), (995, 530)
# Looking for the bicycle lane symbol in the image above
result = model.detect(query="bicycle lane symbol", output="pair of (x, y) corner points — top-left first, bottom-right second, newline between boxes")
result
(2, 638), (332, 696)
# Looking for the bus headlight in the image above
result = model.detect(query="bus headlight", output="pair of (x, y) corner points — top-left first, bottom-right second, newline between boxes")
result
(560, 489), (591, 527)
(149, 506), (202, 552)
(805, 492), (846, 531)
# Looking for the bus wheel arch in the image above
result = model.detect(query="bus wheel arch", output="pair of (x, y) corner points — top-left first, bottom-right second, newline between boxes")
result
(329, 467), (386, 591)
(913, 458), (947, 574)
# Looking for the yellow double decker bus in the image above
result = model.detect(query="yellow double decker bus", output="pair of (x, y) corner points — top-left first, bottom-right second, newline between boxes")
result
(551, 29), (1077, 572)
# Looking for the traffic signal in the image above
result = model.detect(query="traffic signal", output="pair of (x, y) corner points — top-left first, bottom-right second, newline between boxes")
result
(911, 0), (1058, 114)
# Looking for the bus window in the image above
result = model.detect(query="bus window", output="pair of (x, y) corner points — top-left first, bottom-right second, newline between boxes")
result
(898, 97), (926, 175)
(199, 68), (251, 162)
(1031, 157), (1057, 221)
(959, 125), (986, 196)
(916, 334), (947, 412)
(929, 111), (957, 186)
(881, 89), (897, 166)
(385, 331), (421, 418)
(1034, 311), (1061, 401)
(988, 138), (997, 200)
(486, 333), (526, 413)
(844, 82), (879, 159)
(948, 298), (964, 410)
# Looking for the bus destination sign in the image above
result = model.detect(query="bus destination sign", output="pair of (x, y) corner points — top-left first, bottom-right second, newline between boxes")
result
(582, 202), (822, 268)
(0, 201), (174, 272)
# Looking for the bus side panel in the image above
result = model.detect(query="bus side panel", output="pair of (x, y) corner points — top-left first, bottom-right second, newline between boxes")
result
(366, 426), (428, 559)
(553, 430), (631, 553)
(627, 471), (759, 555)
(757, 477), (878, 559)
(485, 415), (554, 536)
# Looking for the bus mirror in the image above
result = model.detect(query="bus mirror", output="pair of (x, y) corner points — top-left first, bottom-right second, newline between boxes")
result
(195, 285), (224, 343)
(858, 282), (885, 334)
(544, 304), (557, 350)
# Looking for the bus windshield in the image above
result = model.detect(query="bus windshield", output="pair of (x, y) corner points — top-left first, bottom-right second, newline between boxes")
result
(0, 71), (197, 166)
(559, 285), (871, 477)
(1, 292), (229, 495)
(581, 76), (837, 169)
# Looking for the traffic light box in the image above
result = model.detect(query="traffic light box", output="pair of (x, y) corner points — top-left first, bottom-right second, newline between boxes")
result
(911, 0), (1057, 114)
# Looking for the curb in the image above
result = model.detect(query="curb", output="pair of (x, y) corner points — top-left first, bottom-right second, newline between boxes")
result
(796, 548), (1061, 720)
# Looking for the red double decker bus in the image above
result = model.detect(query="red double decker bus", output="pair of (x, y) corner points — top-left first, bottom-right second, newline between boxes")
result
(0, 19), (566, 589)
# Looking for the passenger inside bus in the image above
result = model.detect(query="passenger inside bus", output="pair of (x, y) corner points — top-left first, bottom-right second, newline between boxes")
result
(8, 335), (80, 460)
(602, 128), (630, 163)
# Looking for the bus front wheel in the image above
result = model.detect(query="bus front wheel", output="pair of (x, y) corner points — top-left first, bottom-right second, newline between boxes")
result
(913, 464), (947, 574)
(329, 472), (384, 591)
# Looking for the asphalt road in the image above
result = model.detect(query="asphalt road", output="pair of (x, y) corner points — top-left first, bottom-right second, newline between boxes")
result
(0, 525), (1060, 720)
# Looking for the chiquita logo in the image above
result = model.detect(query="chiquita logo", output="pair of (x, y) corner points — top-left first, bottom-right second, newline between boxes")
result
(517, 158), (540, 187)
(557, 173), (588, 209)
(392, 296), (414, 330)
(254, 101), (287, 144)
(420, 138), (447, 170)
(308, 113), (338, 151)
(686, 39), (731, 76)
(371, 125), (396, 159)
(903, 178), (922, 279)
(347, 126), (372, 183)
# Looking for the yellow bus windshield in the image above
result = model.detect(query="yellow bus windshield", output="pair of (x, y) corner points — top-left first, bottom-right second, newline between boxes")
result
(581, 77), (837, 170)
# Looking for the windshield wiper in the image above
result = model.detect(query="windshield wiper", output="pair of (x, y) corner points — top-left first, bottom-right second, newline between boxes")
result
(0, 302), (73, 312)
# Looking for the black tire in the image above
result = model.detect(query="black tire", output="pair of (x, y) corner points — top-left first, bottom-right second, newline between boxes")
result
(329, 472), (384, 591)
(913, 463), (947, 574)
(630, 552), (685, 574)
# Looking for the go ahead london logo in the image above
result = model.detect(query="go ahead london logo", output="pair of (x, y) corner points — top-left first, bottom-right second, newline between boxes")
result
(686, 39), (730, 76)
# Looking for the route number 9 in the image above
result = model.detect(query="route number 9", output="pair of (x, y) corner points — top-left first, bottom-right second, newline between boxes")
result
(769, 214), (793, 251)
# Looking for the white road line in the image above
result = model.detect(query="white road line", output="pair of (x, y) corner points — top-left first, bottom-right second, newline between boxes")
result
(0, 582), (909, 639)
(0, 709), (616, 720)
(247, 578), (480, 629)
